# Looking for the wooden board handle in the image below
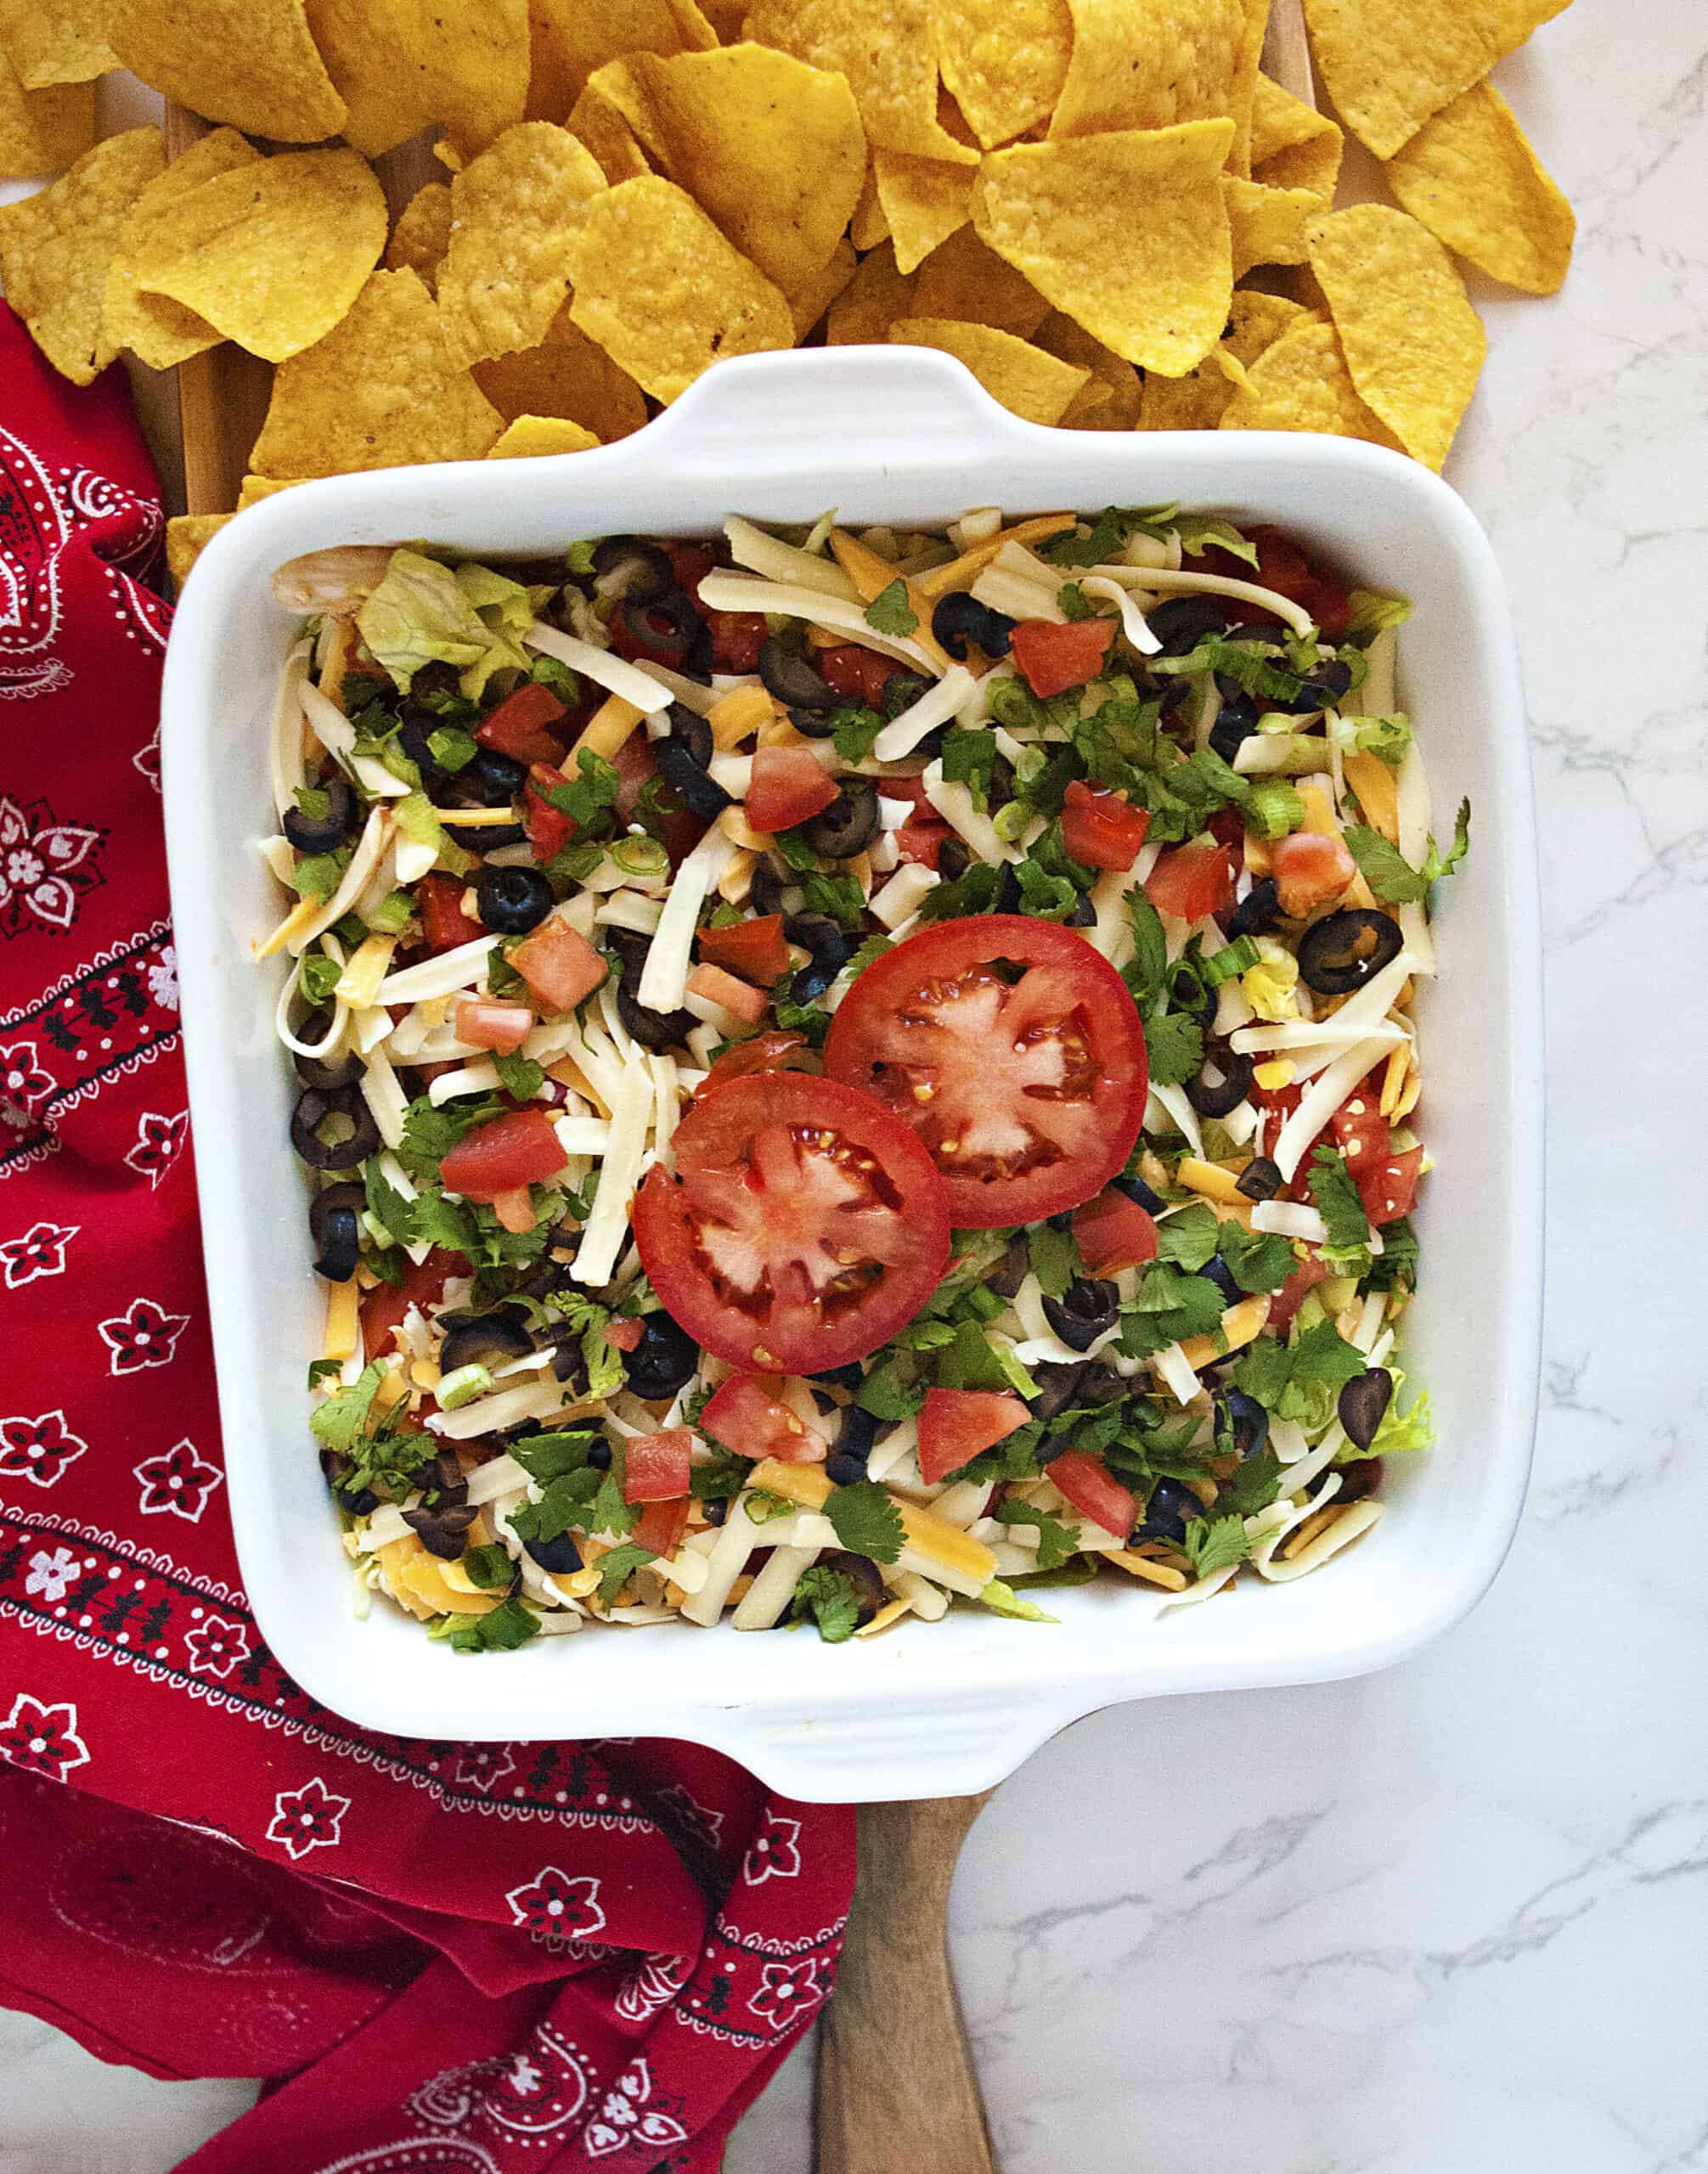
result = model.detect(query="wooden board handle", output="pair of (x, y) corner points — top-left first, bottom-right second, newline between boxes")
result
(816, 1794), (995, 2174)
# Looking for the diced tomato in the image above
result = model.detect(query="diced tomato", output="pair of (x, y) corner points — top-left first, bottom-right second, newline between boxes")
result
(511, 916), (606, 1014)
(604, 726), (703, 866)
(359, 1247), (460, 1360)
(634, 1495), (691, 1557)
(1272, 829), (1356, 918)
(1361, 1143), (1423, 1226)
(816, 642), (900, 709)
(707, 610), (766, 674)
(476, 682), (567, 765)
(1010, 616), (1114, 698)
(917, 1388), (1029, 1488)
(1047, 1450), (1136, 1538)
(1072, 1186), (1159, 1276)
(489, 1186), (538, 1234)
(602, 1314), (645, 1353)
(698, 1027), (812, 1093)
(1207, 806), (1247, 853)
(455, 999), (534, 1054)
(697, 913), (790, 987)
(439, 1107), (567, 1202)
(896, 820), (954, 868)
(746, 744), (838, 833)
(1266, 1252), (1329, 1330)
(1330, 1084), (1390, 1186)
(622, 1428), (695, 1503)
(1062, 780), (1150, 871)
(701, 1374), (829, 1463)
(524, 761), (575, 862)
(686, 961), (770, 1026)
(664, 541), (717, 599)
(611, 596), (694, 668)
(1144, 844), (1233, 923)
(874, 775), (934, 819)
(418, 872), (482, 953)
(1239, 527), (1353, 644)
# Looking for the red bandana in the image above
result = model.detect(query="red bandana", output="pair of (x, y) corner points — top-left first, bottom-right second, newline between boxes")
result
(0, 302), (854, 2171)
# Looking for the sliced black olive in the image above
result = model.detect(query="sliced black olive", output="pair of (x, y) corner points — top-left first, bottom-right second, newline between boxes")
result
(702, 1495), (730, 1525)
(1063, 888), (1096, 928)
(623, 1310), (698, 1400)
(1138, 1477), (1199, 1544)
(617, 984), (697, 1051)
(476, 864), (553, 934)
(835, 1403), (881, 1463)
(1152, 673), (1195, 719)
(930, 591), (1015, 661)
(1277, 656), (1354, 715)
(1167, 958), (1217, 1032)
(424, 1449), (469, 1505)
(815, 1548), (887, 1626)
(319, 1449), (379, 1518)
(1235, 1155), (1282, 1202)
(655, 735), (730, 820)
(309, 1181), (364, 1281)
(809, 1360), (865, 1393)
(544, 1333), (589, 1389)
(284, 774), (358, 853)
(458, 746), (527, 806)
(1113, 1169), (1167, 1214)
(292, 1018), (363, 1093)
(622, 589), (699, 660)
(984, 1236), (1031, 1300)
(758, 637), (838, 712)
(1223, 1388), (1270, 1461)
(1337, 1367), (1393, 1453)
(1298, 908), (1403, 994)
(995, 863), (1022, 913)
(937, 836), (972, 881)
(664, 703), (713, 769)
(1026, 1361), (1085, 1424)
(457, 819), (530, 852)
(825, 1451), (867, 1487)
(590, 537), (673, 604)
(524, 1529), (583, 1574)
(1208, 691), (1258, 764)
(397, 715), (452, 790)
(1042, 1277), (1119, 1352)
(1203, 1256), (1240, 1304)
(783, 912), (854, 1003)
(882, 672), (931, 721)
(1226, 876), (1282, 940)
(438, 1306), (535, 1376)
(1074, 1361), (1126, 1408)
(291, 1084), (380, 1171)
(586, 1438), (612, 1471)
(750, 858), (786, 915)
(683, 618), (715, 683)
(1185, 1042), (1254, 1118)
(1147, 596), (1227, 656)
(803, 784), (880, 859)
(786, 701), (838, 740)
(1335, 1455), (1384, 1503)
(403, 1500), (478, 1559)
(604, 925), (651, 982)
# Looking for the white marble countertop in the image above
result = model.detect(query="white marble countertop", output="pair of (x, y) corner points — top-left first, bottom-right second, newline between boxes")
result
(6, 7), (1706, 2169)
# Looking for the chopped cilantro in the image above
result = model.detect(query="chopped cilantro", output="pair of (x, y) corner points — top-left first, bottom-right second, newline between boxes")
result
(507, 1430), (598, 1482)
(939, 726), (998, 808)
(290, 848), (349, 902)
(460, 1542), (516, 1591)
(1308, 1146), (1371, 1252)
(1029, 1221), (1079, 1299)
(830, 705), (886, 763)
(426, 725), (477, 773)
(865, 579), (918, 636)
(790, 1565), (862, 1643)
(493, 1051), (544, 1101)
(1287, 1318), (1368, 1387)
(1119, 1262), (1226, 1355)
(448, 1595), (539, 1653)
(309, 1361), (384, 1453)
(595, 1541), (656, 1604)
(917, 859), (1002, 921)
(856, 1354), (925, 1422)
(1344, 797), (1470, 906)
(533, 749), (622, 830)
(1143, 1009), (1204, 1089)
(843, 932), (893, 978)
(800, 870), (865, 929)
(1216, 1445), (1283, 1518)
(1057, 582), (1096, 620)
(772, 999), (831, 1049)
(823, 1478), (904, 1564)
(1156, 1201), (1220, 1272)
(1215, 1219), (1296, 1296)
(1182, 1513), (1251, 1579)
(993, 1498), (1078, 1571)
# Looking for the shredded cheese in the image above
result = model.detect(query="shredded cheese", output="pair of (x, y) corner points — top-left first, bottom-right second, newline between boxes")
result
(695, 572), (939, 675)
(569, 1054), (652, 1288)
(523, 622), (673, 712)
(871, 664), (978, 762)
(634, 825), (736, 1014)
(375, 934), (499, 1005)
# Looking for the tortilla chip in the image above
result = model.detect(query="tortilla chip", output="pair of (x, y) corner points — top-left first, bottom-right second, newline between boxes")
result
(972, 121), (1234, 375)
(1227, 0), (1270, 176)
(382, 182), (454, 293)
(1384, 78), (1574, 295)
(166, 513), (232, 588)
(0, 60), (94, 177)
(788, 236), (858, 338)
(436, 123), (607, 363)
(471, 301), (649, 437)
(872, 149), (973, 274)
(1224, 287), (1311, 363)
(1307, 202), (1485, 469)
(697, 0), (747, 31)
(568, 83), (653, 183)
(566, 174), (792, 403)
(128, 146), (386, 364)
(850, 156), (889, 249)
(1220, 314), (1401, 445)
(888, 317), (1089, 425)
(1250, 73), (1343, 198)
(0, 125), (162, 381)
(1224, 175), (1322, 276)
(2, 0), (118, 86)
(250, 268), (505, 476)
(525, 0), (716, 120)
(1138, 348), (1243, 430)
(823, 239), (917, 344)
(302, 0), (528, 157)
(1049, 0), (1244, 139)
(744, 0), (978, 162)
(487, 414), (601, 456)
(589, 47), (865, 297)
(238, 474), (306, 506)
(103, 127), (258, 369)
(910, 224), (1049, 336)
(1299, 0), (1570, 161)
(108, 0), (345, 142)
(1034, 312), (1141, 426)
(927, 0), (1071, 148)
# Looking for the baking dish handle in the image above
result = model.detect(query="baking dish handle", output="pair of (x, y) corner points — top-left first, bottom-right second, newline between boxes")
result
(634, 345), (1034, 474)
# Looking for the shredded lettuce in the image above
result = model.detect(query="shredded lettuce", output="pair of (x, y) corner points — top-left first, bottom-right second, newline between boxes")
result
(1344, 589), (1412, 646)
(973, 1578), (1057, 1622)
(1341, 1371), (1435, 1460)
(356, 550), (541, 699)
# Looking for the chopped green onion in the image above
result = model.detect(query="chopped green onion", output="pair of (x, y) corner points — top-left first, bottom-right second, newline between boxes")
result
(1201, 935), (1260, 987)
(437, 1362), (494, 1410)
(368, 888), (414, 934)
(611, 834), (669, 880)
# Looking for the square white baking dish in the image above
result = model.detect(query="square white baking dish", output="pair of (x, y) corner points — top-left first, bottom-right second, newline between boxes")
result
(161, 346), (1543, 1804)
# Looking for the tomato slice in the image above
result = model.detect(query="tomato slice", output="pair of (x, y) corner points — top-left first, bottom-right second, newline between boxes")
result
(1010, 617), (1114, 697)
(1272, 830), (1356, 918)
(511, 917), (606, 1013)
(418, 872), (482, 953)
(1361, 1143), (1422, 1226)
(822, 915), (1147, 1227)
(634, 1495), (691, 1557)
(477, 682), (567, 765)
(746, 745), (838, 833)
(696, 1028), (812, 1094)
(439, 1107), (567, 1202)
(622, 1428), (695, 1502)
(817, 643), (899, 708)
(896, 820), (954, 869)
(1047, 1450), (1136, 1538)
(360, 1247), (460, 1360)
(634, 1073), (951, 1371)
(1144, 844), (1233, 923)
(917, 1388), (1029, 1488)
(1061, 780), (1150, 870)
(702, 1373), (830, 1463)
(697, 913), (790, 987)
(456, 1000), (534, 1054)
(1072, 1186), (1159, 1275)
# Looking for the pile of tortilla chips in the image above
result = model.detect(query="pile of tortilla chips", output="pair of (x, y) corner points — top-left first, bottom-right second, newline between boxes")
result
(0, 0), (1576, 587)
